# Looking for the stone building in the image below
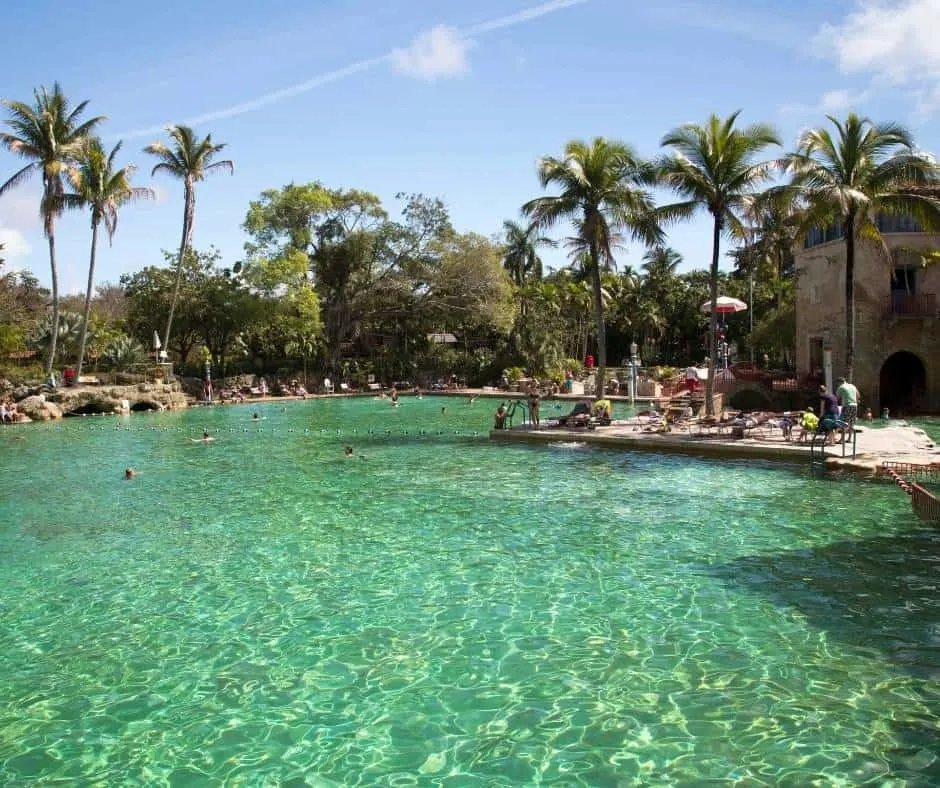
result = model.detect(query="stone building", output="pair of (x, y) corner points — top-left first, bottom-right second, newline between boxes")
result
(794, 215), (940, 415)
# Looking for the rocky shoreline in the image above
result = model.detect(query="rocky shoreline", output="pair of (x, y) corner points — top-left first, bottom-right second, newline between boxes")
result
(0, 381), (188, 421)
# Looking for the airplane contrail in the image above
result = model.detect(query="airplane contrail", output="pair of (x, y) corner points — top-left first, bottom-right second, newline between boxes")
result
(118, 0), (592, 139)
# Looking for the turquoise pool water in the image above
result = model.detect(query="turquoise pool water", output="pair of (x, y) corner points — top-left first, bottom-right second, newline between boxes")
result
(1, 397), (938, 786)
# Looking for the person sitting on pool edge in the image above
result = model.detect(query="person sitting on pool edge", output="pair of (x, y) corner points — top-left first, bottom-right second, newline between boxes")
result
(494, 402), (508, 429)
(592, 398), (612, 425)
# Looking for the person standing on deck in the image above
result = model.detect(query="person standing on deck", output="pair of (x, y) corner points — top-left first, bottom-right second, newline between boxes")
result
(527, 381), (541, 429)
(836, 377), (860, 426)
(818, 385), (840, 420)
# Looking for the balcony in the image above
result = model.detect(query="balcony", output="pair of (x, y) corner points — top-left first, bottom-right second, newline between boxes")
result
(885, 292), (937, 318)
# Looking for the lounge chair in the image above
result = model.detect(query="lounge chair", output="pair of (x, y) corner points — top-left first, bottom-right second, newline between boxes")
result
(558, 402), (595, 428)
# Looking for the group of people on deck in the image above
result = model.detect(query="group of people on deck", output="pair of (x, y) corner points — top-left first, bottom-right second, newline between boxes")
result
(812, 377), (865, 443)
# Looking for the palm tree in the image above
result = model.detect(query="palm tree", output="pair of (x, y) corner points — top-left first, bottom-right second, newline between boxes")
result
(523, 138), (662, 399)
(658, 111), (780, 414)
(734, 192), (797, 311)
(783, 113), (940, 380)
(144, 125), (233, 356)
(642, 246), (683, 283)
(0, 84), (104, 378)
(66, 138), (154, 379)
(502, 219), (555, 287)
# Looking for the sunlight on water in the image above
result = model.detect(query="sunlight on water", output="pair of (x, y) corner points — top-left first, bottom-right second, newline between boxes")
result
(0, 397), (938, 785)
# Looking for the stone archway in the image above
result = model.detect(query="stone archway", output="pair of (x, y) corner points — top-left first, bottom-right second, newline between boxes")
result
(879, 351), (927, 415)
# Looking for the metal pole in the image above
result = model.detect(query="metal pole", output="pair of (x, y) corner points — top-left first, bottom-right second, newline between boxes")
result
(749, 271), (754, 364)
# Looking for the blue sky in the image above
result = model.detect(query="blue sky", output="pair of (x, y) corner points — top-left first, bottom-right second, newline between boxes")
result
(2, 0), (939, 293)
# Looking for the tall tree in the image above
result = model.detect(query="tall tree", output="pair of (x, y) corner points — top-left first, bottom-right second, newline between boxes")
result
(66, 138), (154, 378)
(0, 84), (104, 378)
(733, 192), (797, 311)
(783, 113), (940, 379)
(144, 125), (233, 357)
(501, 219), (555, 287)
(658, 111), (780, 414)
(523, 138), (662, 401)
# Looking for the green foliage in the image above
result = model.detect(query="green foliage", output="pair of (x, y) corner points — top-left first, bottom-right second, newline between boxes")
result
(657, 111), (781, 413)
(106, 335), (147, 370)
(144, 124), (234, 351)
(1, 83), (105, 377)
(523, 137), (663, 393)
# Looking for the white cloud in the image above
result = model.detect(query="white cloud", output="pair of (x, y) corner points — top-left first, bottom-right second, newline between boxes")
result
(0, 189), (40, 232)
(777, 87), (873, 121)
(391, 25), (471, 81)
(815, 0), (940, 112)
(0, 228), (32, 266)
(818, 87), (872, 114)
(116, 0), (591, 137)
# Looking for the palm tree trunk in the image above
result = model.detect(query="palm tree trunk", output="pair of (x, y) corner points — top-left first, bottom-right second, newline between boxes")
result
(74, 219), (100, 380)
(705, 215), (722, 417)
(844, 216), (856, 381)
(163, 179), (195, 356)
(590, 239), (606, 398)
(45, 229), (59, 381)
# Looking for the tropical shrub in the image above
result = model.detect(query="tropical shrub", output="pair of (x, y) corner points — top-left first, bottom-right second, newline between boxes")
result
(106, 335), (147, 370)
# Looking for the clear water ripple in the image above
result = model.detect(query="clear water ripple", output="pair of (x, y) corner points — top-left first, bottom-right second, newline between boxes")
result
(0, 401), (938, 785)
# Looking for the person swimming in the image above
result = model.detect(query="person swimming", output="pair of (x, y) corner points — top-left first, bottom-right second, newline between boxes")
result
(124, 468), (136, 480)
(344, 446), (354, 458)
(191, 431), (215, 443)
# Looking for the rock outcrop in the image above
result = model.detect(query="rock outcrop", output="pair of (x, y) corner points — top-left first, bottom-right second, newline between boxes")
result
(16, 395), (62, 422)
(13, 383), (188, 419)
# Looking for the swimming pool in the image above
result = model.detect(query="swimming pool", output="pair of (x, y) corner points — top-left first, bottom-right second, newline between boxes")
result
(1, 398), (938, 785)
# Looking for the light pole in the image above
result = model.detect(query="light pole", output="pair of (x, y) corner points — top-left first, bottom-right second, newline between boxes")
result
(629, 341), (639, 405)
(749, 271), (754, 364)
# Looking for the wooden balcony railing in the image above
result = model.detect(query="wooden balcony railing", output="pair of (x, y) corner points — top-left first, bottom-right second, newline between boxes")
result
(886, 292), (936, 318)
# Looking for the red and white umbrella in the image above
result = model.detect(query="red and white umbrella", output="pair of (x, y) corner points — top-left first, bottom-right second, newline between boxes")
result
(700, 296), (748, 315)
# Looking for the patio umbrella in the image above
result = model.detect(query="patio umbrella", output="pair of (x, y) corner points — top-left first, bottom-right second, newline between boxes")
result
(700, 296), (748, 315)
(701, 296), (748, 331)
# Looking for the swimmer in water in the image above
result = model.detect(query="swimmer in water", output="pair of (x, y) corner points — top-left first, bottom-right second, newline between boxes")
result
(124, 467), (136, 480)
(344, 446), (354, 458)
(191, 431), (215, 443)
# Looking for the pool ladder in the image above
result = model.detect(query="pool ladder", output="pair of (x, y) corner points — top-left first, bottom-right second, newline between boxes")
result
(505, 399), (531, 428)
(809, 424), (858, 473)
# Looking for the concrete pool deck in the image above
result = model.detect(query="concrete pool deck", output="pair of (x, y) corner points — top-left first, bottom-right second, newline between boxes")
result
(490, 418), (940, 476)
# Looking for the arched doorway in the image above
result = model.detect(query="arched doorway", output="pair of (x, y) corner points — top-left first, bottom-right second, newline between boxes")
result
(879, 351), (927, 415)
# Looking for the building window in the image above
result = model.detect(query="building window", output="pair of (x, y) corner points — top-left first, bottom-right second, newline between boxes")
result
(891, 267), (916, 295)
(804, 223), (846, 248)
(805, 213), (924, 248)
(809, 337), (824, 376)
(877, 214), (922, 233)
(810, 284), (821, 304)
